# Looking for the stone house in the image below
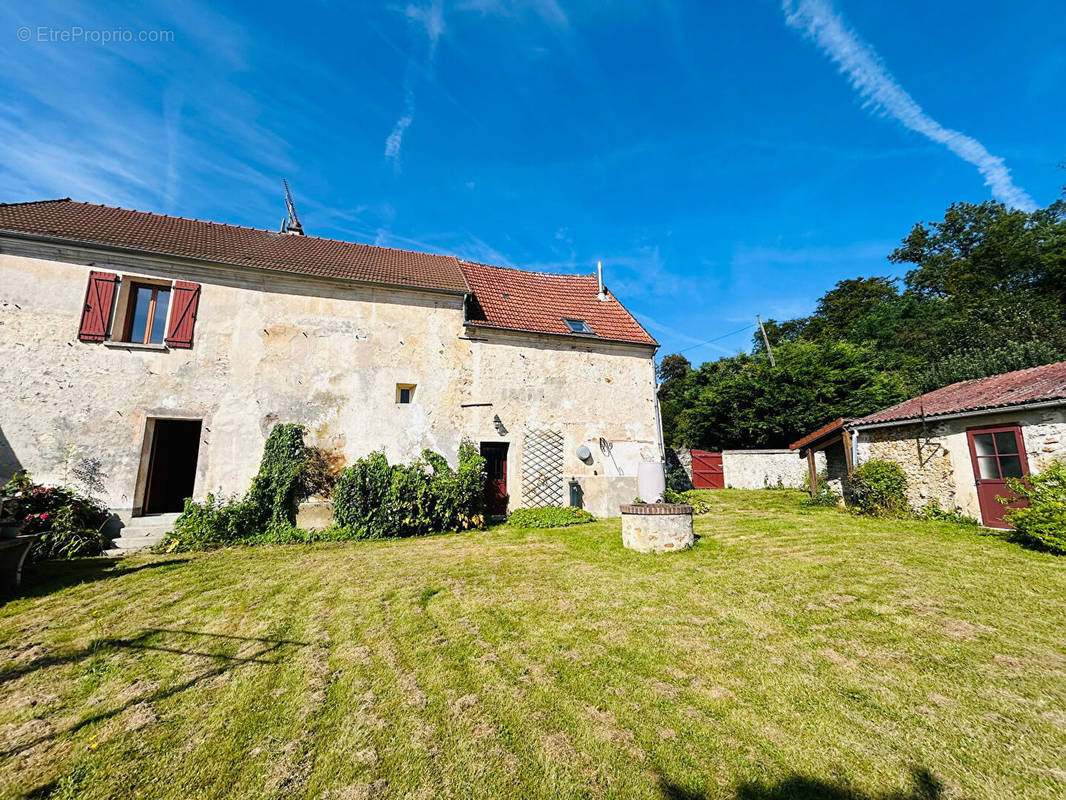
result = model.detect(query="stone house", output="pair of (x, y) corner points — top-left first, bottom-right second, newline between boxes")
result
(791, 362), (1066, 527)
(0, 199), (662, 527)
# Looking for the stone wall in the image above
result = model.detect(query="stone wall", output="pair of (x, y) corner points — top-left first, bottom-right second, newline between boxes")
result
(721, 449), (809, 489)
(0, 240), (660, 519)
(860, 423), (956, 511)
(856, 406), (1066, 520)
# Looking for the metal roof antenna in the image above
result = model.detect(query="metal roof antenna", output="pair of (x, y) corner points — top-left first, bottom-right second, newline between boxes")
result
(281, 179), (305, 235)
(596, 260), (608, 301)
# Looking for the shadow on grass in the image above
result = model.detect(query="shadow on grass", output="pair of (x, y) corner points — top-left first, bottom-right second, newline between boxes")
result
(1, 628), (308, 761)
(9, 556), (192, 602)
(662, 767), (943, 800)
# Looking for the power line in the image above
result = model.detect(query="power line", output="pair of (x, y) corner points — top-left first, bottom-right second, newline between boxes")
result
(678, 323), (758, 354)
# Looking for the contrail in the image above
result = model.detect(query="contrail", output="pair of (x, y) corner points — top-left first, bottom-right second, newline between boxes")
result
(782, 0), (1036, 211)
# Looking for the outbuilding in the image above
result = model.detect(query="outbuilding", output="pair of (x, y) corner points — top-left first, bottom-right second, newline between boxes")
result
(791, 362), (1066, 527)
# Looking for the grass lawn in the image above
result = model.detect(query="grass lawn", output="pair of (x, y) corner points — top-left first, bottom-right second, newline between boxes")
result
(2, 490), (1065, 800)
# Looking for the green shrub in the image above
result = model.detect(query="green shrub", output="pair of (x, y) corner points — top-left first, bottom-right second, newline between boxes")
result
(2, 471), (110, 560)
(662, 488), (714, 515)
(506, 506), (595, 528)
(162, 424), (328, 552)
(845, 460), (909, 517)
(331, 441), (487, 538)
(801, 470), (840, 508)
(1003, 460), (1066, 554)
(915, 502), (978, 526)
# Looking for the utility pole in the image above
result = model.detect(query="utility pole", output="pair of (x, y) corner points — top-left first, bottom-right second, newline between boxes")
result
(757, 315), (776, 367)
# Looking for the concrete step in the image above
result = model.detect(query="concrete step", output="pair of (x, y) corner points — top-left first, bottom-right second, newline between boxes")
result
(104, 513), (180, 555)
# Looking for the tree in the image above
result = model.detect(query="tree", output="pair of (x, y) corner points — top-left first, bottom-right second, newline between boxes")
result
(891, 200), (1066, 304)
(656, 354), (691, 446)
(675, 341), (907, 450)
(806, 277), (900, 341)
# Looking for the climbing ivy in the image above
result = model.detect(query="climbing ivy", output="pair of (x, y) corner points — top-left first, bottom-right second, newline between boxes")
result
(162, 424), (330, 551)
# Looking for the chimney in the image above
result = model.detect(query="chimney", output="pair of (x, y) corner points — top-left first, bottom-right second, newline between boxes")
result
(597, 260), (608, 301)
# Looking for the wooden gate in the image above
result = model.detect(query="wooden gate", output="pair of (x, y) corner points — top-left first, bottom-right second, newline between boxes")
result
(691, 450), (724, 489)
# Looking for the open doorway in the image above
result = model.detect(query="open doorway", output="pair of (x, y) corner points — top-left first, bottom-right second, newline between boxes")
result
(143, 419), (202, 514)
(480, 442), (509, 518)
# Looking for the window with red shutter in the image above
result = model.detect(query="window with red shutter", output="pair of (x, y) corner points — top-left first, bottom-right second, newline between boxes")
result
(165, 281), (201, 349)
(77, 271), (119, 342)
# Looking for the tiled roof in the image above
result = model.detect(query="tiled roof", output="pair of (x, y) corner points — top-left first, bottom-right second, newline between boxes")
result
(789, 417), (848, 452)
(854, 361), (1066, 426)
(0, 199), (469, 293)
(459, 260), (657, 346)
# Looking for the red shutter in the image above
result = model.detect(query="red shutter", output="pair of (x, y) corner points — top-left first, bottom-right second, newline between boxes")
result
(165, 281), (201, 349)
(77, 271), (118, 342)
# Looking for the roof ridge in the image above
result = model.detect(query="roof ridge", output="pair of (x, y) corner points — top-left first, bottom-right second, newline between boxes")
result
(9, 198), (460, 263)
(459, 259), (597, 281)
(0, 198), (73, 208)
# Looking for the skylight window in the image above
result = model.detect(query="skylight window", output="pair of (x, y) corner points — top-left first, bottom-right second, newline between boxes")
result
(563, 318), (594, 335)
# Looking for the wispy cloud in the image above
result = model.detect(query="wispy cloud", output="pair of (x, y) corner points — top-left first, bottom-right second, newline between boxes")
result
(384, 90), (415, 163)
(384, 1), (445, 168)
(782, 0), (1036, 211)
(456, 0), (569, 29)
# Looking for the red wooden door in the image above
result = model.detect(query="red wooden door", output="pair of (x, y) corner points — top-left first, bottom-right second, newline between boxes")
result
(966, 425), (1029, 528)
(480, 442), (509, 517)
(691, 449), (724, 489)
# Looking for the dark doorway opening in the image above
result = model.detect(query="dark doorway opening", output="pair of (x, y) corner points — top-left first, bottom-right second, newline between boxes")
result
(480, 442), (509, 518)
(144, 419), (202, 514)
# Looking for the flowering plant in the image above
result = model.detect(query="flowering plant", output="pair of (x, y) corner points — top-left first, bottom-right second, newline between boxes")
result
(2, 471), (109, 559)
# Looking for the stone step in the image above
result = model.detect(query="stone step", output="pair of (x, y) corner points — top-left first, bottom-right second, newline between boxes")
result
(104, 534), (168, 556)
(104, 513), (180, 555)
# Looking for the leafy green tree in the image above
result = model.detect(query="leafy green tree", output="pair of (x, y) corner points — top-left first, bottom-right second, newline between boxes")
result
(892, 200), (1066, 304)
(656, 354), (691, 446)
(675, 341), (907, 450)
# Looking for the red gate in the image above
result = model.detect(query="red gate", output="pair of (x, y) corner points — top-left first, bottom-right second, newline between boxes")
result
(691, 450), (724, 489)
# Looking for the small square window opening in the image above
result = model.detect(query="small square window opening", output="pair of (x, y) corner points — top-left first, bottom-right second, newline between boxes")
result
(396, 384), (416, 404)
(563, 318), (594, 334)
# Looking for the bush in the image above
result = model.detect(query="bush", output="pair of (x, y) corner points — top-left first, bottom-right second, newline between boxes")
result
(801, 470), (840, 508)
(1, 471), (110, 560)
(845, 460), (909, 517)
(662, 488), (713, 515)
(162, 424), (329, 552)
(506, 506), (595, 528)
(915, 502), (978, 526)
(1003, 459), (1066, 554)
(331, 441), (487, 538)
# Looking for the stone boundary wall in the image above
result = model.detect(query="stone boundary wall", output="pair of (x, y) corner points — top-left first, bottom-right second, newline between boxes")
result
(721, 449), (819, 490)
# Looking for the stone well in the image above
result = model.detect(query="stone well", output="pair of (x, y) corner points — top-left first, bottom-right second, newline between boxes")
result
(619, 503), (694, 553)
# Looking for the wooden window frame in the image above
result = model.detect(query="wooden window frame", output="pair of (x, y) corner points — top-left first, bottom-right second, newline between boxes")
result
(396, 383), (416, 404)
(121, 282), (171, 345)
(965, 423), (1029, 482)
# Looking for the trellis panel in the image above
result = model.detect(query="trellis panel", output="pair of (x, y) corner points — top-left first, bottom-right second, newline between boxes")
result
(521, 429), (564, 507)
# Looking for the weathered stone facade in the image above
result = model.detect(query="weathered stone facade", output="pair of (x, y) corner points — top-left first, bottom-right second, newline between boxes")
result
(0, 239), (660, 518)
(856, 406), (1066, 520)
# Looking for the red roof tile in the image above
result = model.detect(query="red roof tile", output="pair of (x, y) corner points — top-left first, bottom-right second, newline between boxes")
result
(459, 260), (657, 346)
(0, 199), (469, 293)
(854, 361), (1066, 426)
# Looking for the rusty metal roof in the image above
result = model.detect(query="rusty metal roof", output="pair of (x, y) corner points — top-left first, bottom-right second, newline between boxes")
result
(853, 361), (1066, 427)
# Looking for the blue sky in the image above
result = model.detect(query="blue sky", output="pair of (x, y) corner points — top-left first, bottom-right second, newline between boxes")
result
(1, 1), (1063, 361)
